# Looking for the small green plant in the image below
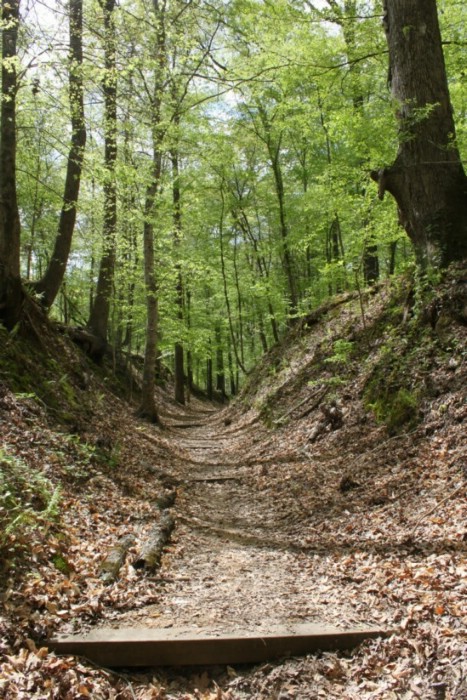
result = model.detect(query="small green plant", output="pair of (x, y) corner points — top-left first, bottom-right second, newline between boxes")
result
(325, 339), (354, 367)
(52, 553), (71, 574)
(412, 265), (442, 320)
(0, 448), (61, 552)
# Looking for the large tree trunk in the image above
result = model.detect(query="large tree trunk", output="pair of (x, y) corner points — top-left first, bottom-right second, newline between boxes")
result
(0, 0), (22, 328)
(372, 0), (467, 267)
(87, 0), (117, 350)
(33, 0), (86, 309)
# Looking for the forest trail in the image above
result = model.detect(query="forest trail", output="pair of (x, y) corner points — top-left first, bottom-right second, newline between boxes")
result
(2, 270), (466, 697)
(101, 402), (381, 636)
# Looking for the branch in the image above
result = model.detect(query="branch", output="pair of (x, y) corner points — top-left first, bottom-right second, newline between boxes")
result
(412, 484), (465, 530)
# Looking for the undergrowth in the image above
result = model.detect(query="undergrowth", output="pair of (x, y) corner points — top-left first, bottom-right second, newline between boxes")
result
(0, 448), (60, 563)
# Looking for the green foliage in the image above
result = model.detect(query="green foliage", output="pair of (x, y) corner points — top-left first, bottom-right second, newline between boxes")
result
(9, 0), (465, 394)
(368, 387), (419, 435)
(325, 339), (354, 367)
(0, 448), (61, 555)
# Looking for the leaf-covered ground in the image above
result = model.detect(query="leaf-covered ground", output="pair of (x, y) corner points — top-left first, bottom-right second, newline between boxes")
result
(1, 268), (466, 698)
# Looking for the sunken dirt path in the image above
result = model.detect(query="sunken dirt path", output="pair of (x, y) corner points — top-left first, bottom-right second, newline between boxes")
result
(51, 392), (467, 697)
(105, 403), (382, 636)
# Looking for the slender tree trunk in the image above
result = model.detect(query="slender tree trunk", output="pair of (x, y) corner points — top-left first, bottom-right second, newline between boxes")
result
(388, 240), (397, 276)
(318, 91), (346, 293)
(372, 0), (467, 266)
(258, 313), (268, 353)
(138, 0), (166, 422)
(363, 243), (379, 285)
(32, 0), (86, 309)
(228, 347), (236, 396)
(342, 0), (379, 284)
(268, 139), (298, 317)
(233, 204), (279, 345)
(326, 214), (345, 293)
(215, 322), (225, 397)
(26, 124), (45, 280)
(219, 187), (248, 374)
(186, 288), (194, 392)
(254, 105), (297, 317)
(87, 0), (117, 349)
(206, 355), (213, 400)
(0, 0), (22, 328)
(139, 161), (161, 422)
(232, 234), (246, 364)
(171, 123), (185, 405)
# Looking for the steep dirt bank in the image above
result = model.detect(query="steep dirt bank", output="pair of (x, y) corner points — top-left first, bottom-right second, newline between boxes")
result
(1, 266), (466, 698)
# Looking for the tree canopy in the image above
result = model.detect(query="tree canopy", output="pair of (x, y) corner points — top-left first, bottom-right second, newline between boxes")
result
(1, 0), (466, 398)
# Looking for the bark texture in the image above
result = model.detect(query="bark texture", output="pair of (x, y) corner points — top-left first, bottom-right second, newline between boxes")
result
(171, 136), (185, 405)
(0, 0), (22, 327)
(133, 512), (175, 571)
(372, 0), (467, 267)
(87, 0), (117, 348)
(100, 534), (135, 584)
(33, 0), (86, 308)
(138, 0), (166, 422)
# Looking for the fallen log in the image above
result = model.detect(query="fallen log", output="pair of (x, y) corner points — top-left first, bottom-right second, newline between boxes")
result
(100, 534), (135, 584)
(134, 512), (175, 571)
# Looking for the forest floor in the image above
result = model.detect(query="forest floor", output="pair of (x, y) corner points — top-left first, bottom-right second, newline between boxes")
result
(1, 266), (466, 699)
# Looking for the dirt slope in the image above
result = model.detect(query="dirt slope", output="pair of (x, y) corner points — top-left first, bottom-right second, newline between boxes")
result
(1, 266), (466, 698)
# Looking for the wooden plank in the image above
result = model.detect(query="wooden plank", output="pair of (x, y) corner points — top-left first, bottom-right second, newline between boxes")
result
(48, 623), (391, 667)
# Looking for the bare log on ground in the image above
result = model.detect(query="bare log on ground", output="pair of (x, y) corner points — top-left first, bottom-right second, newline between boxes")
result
(100, 534), (135, 584)
(134, 512), (175, 571)
(308, 401), (344, 443)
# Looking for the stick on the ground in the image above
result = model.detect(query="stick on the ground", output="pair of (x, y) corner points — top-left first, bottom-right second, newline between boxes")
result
(412, 483), (465, 530)
(298, 386), (330, 420)
(274, 385), (328, 425)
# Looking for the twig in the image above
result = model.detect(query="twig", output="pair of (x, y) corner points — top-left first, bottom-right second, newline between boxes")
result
(273, 386), (324, 424)
(298, 386), (331, 420)
(126, 682), (137, 700)
(412, 483), (465, 529)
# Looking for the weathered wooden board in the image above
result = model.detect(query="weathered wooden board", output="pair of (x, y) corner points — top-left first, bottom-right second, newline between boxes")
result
(48, 623), (391, 667)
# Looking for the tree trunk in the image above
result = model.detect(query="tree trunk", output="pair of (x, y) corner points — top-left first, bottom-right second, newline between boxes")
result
(87, 0), (117, 350)
(219, 187), (248, 375)
(372, 0), (467, 267)
(232, 203), (279, 346)
(363, 243), (380, 285)
(32, 0), (86, 309)
(171, 128), (185, 405)
(215, 322), (225, 397)
(0, 0), (23, 328)
(341, 0), (380, 284)
(186, 288), (194, 393)
(138, 0), (166, 423)
(139, 174), (160, 422)
(268, 139), (298, 317)
(206, 355), (213, 400)
(388, 240), (397, 276)
(228, 347), (236, 396)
